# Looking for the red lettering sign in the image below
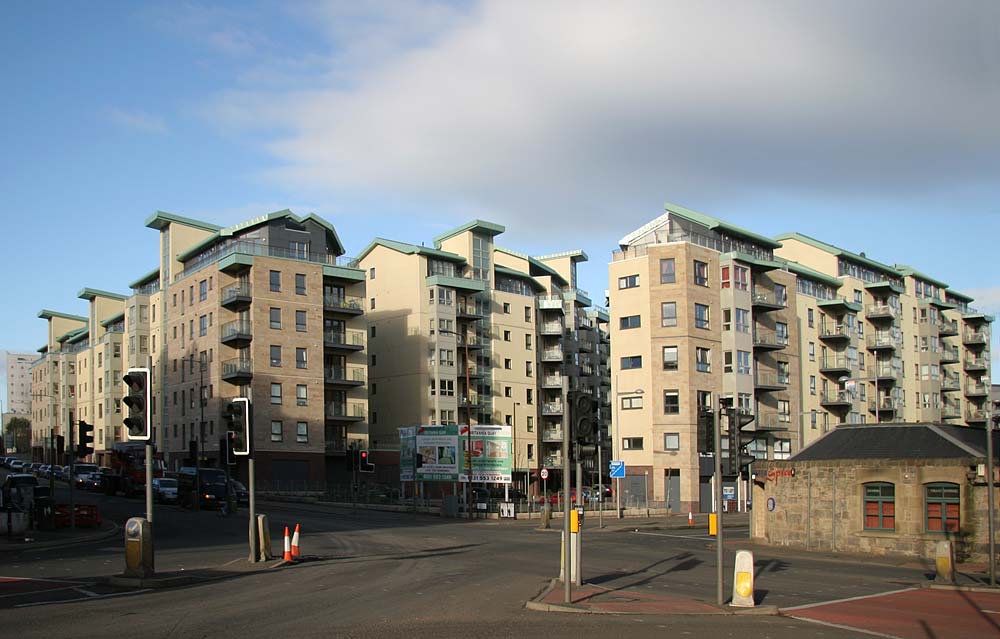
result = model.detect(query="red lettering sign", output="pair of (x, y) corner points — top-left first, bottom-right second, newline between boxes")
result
(766, 467), (795, 484)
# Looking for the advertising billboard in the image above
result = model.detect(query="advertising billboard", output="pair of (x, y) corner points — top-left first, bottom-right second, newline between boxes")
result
(399, 425), (512, 483)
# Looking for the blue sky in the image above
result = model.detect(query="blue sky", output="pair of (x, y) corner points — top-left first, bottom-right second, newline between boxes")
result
(3, 1), (1000, 401)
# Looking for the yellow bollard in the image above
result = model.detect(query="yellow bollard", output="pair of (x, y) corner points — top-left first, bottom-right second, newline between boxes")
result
(709, 513), (717, 536)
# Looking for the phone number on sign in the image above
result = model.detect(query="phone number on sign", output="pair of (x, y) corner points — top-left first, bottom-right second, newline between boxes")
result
(473, 474), (510, 483)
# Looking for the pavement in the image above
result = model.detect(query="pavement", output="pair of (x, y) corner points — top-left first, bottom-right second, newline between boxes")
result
(0, 518), (119, 553)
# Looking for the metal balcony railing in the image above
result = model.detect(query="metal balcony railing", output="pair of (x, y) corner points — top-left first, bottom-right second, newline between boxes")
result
(966, 382), (990, 396)
(324, 366), (366, 384)
(753, 328), (788, 348)
(220, 320), (252, 341)
(222, 358), (252, 376)
(937, 320), (958, 335)
(751, 288), (787, 308)
(964, 356), (989, 370)
(542, 402), (564, 415)
(325, 401), (366, 420)
(541, 429), (563, 442)
(754, 370), (787, 388)
(323, 294), (364, 312)
(323, 329), (366, 348)
(967, 408), (989, 421)
(867, 334), (899, 349)
(820, 356), (854, 371)
(821, 390), (853, 404)
(964, 330), (988, 344)
(942, 403), (961, 419)
(221, 283), (251, 305)
(542, 375), (563, 387)
(866, 304), (899, 319)
(819, 324), (851, 339)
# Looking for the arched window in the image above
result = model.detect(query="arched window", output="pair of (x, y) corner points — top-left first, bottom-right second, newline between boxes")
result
(863, 482), (895, 531)
(925, 483), (960, 533)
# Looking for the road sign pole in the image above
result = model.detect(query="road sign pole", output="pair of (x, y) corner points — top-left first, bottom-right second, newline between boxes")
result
(598, 435), (603, 529)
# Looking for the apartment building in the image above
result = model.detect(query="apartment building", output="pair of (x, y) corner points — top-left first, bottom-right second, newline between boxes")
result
(358, 221), (610, 495)
(6, 351), (36, 416)
(608, 203), (990, 513)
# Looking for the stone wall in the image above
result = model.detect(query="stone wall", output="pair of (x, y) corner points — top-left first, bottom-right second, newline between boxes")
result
(752, 458), (993, 561)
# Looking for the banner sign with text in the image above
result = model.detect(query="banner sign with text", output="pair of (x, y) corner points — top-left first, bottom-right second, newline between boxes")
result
(399, 425), (512, 483)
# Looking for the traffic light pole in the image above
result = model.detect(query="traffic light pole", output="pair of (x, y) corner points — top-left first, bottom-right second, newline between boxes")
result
(249, 455), (258, 562)
(146, 443), (153, 525)
(562, 377), (572, 604)
(714, 405), (724, 606)
(69, 432), (75, 530)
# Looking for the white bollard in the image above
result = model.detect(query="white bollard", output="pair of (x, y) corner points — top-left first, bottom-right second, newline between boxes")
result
(730, 549), (755, 607)
(935, 541), (955, 583)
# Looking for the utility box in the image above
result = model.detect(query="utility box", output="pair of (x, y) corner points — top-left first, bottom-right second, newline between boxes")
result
(124, 517), (154, 578)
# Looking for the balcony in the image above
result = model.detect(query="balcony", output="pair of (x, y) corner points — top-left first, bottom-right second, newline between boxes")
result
(967, 407), (989, 423)
(456, 304), (484, 320)
(964, 356), (989, 372)
(323, 294), (364, 315)
(941, 374), (961, 392)
(464, 364), (484, 379)
(323, 329), (366, 352)
(220, 283), (252, 310)
(324, 438), (348, 456)
(540, 321), (563, 335)
(820, 390), (853, 408)
(577, 340), (593, 353)
(459, 394), (484, 409)
(869, 398), (900, 414)
(542, 455), (564, 469)
(536, 296), (565, 312)
(874, 362), (902, 382)
(325, 401), (366, 422)
(866, 334), (899, 352)
(963, 330), (988, 347)
(324, 366), (366, 387)
(965, 381), (989, 397)
(820, 356), (854, 375)
(942, 403), (961, 419)
(456, 334), (487, 350)
(221, 358), (252, 383)
(866, 304), (898, 321)
(752, 328), (788, 351)
(542, 375), (564, 389)
(220, 320), (252, 347)
(938, 320), (959, 336)
(578, 316), (594, 330)
(542, 428), (563, 442)
(754, 412), (791, 431)
(940, 347), (960, 364)
(819, 324), (851, 342)
(541, 348), (564, 362)
(754, 370), (787, 391)
(751, 288), (787, 311)
(542, 402), (564, 416)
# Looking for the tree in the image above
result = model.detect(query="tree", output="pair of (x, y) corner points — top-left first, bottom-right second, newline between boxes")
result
(5, 417), (31, 454)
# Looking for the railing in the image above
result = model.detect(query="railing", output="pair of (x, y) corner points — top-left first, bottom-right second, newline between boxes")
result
(753, 328), (787, 348)
(964, 330), (988, 344)
(132, 281), (160, 296)
(540, 321), (563, 334)
(755, 412), (791, 430)
(541, 348), (564, 361)
(578, 317), (594, 330)
(941, 374), (961, 389)
(751, 288), (786, 308)
(542, 375), (563, 387)
(966, 382), (990, 395)
(323, 329), (366, 348)
(875, 363), (902, 378)
(542, 402), (564, 415)
(220, 320), (252, 340)
(611, 228), (775, 262)
(456, 334), (488, 348)
(222, 358), (252, 376)
(967, 408), (989, 421)
(542, 456), (564, 469)
(754, 370), (786, 387)
(869, 398), (900, 412)
(866, 304), (898, 319)
(819, 324), (851, 338)
(941, 347), (960, 362)
(459, 394), (483, 407)
(937, 320), (958, 335)
(867, 334), (899, 349)
(325, 401), (366, 420)
(942, 403), (961, 418)
(221, 283), (251, 304)
(542, 429), (563, 441)
(821, 390), (853, 404)
(324, 366), (366, 384)
(323, 294), (364, 312)
(175, 239), (353, 283)
(965, 356), (989, 369)
(820, 356), (853, 370)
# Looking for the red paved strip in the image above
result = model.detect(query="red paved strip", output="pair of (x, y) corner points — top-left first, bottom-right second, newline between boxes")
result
(786, 588), (1000, 639)
(0, 577), (83, 596)
(542, 584), (720, 614)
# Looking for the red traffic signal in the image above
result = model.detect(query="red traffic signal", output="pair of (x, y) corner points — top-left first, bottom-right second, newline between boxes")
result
(359, 449), (375, 473)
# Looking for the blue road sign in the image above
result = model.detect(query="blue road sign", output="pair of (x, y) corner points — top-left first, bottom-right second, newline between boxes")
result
(609, 460), (625, 478)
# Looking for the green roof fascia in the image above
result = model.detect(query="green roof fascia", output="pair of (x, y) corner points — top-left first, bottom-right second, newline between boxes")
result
(100, 311), (125, 328)
(563, 289), (592, 307)
(963, 312), (995, 323)
(946, 289), (974, 302)
(774, 232), (899, 278)
(863, 280), (906, 295)
(355, 238), (467, 264)
(586, 307), (610, 323)
(495, 246), (568, 286)
(534, 249), (589, 263)
(37, 345), (48, 354)
(432, 220), (505, 249)
(666, 202), (782, 249)
(817, 298), (863, 313)
(425, 274), (487, 293)
(773, 257), (842, 288)
(322, 264), (366, 282)
(494, 265), (546, 292)
(37, 309), (87, 323)
(78, 288), (127, 302)
(145, 210), (222, 233)
(176, 210), (345, 263)
(720, 251), (782, 271)
(218, 253), (253, 273)
(66, 329), (90, 345)
(128, 268), (160, 289)
(894, 265), (949, 289)
(56, 327), (87, 343)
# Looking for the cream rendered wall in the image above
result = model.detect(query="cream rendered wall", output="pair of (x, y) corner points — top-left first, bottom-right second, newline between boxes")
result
(491, 288), (538, 471)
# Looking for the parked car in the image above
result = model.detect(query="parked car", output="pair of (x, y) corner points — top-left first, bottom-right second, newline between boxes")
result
(72, 464), (100, 488)
(230, 480), (249, 506)
(28, 463), (42, 475)
(53, 465), (68, 481)
(38, 464), (51, 478)
(81, 473), (103, 491)
(152, 477), (178, 504)
(9, 460), (25, 471)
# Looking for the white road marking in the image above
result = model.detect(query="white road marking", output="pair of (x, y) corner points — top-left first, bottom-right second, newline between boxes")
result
(15, 588), (153, 608)
(784, 615), (905, 639)
(633, 531), (715, 541)
(780, 587), (917, 612)
(73, 587), (101, 597)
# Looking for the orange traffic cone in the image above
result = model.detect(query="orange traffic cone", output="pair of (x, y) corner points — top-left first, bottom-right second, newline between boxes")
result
(688, 511), (693, 526)
(282, 526), (293, 562)
(291, 523), (301, 558)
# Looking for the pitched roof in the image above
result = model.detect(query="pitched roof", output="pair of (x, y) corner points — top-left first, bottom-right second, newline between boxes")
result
(792, 423), (996, 461)
(129, 268), (160, 289)
(620, 202), (782, 249)
(78, 288), (127, 301)
(37, 310), (87, 323)
(894, 265), (949, 289)
(432, 220), (505, 248)
(355, 237), (467, 263)
(175, 210), (346, 263)
(774, 232), (900, 278)
(145, 211), (222, 233)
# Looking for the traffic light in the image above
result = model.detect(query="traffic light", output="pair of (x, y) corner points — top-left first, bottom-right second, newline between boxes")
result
(77, 420), (94, 458)
(122, 368), (151, 440)
(697, 407), (715, 454)
(221, 432), (236, 466)
(726, 408), (756, 476)
(222, 398), (251, 456)
(359, 449), (375, 473)
(569, 390), (595, 443)
(56, 435), (65, 462)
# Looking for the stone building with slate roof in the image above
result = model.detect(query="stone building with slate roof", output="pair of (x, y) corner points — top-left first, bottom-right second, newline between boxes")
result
(751, 423), (999, 561)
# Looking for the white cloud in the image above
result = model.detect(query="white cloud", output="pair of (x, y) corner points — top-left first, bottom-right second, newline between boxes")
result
(107, 108), (168, 134)
(199, 1), (1000, 234)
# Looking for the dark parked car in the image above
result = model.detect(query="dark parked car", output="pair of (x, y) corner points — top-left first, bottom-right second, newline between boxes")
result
(230, 480), (249, 506)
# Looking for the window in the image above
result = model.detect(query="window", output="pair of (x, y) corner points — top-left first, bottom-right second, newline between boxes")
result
(525, 306), (531, 322)
(525, 334), (532, 350)
(662, 346), (678, 370)
(271, 421), (283, 442)
(621, 396), (643, 409)
(694, 303), (710, 329)
(776, 322), (789, 345)
(270, 345), (282, 367)
(735, 308), (750, 333)
(622, 437), (644, 450)
(661, 302), (677, 327)
(807, 308), (814, 328)
(736, 350), (751, 375)
(270, 307), (282, 329)
(618, 274), (639, 289)
(504, 386), (512, 398)
(527, 444), (534, 460)
(270, 383), (282, 405)
(777, 360), (790, 384)
(502, 302), (510, 314)
(296, 348), (307, 369)
(526, 388), (534, 404)
(296, 422), (308, 444)
(370, 297), (376, 310)
(660, 258), (675, 284)
(296, 310), (307, 332)
(723, 309), (732, 331)
(696, 347), (711, 373)
(809, 375), (816, 395)
(663, 390), (680, 414)
(697, 390), (712, 411)
(721, 265), (730, 289)
(693, 260), (708, 286)
(525, 361), (532, 377)
(808, 342), (815, 361)
(863, 482), (895, 531)
(295, 273), (306, 295)
(504, 358), (512, 370)
(370, 267), (375, 279)
(734, 266), (749, 291)
(621, 356), (642, 370)
(664, 433), (680, 451)
(296, 384), (308, 406)
(724, 351), (733, 373)
(503, 330), (511, 341)
(370, 326), (376, 338)
(527, 416), (533, 431)
(439, 350), (453, 366)
(269, 270), (281, 292)
(925, 483), (960, 532)
(199, 279), (208, 301)
(620, 315), (641, 330)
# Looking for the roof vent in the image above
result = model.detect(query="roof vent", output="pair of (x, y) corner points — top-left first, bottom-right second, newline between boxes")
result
(859, 252), (866, 258)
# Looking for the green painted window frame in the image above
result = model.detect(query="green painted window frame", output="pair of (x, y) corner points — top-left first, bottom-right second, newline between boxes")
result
(863, 482), (895, 531)
(925, 482), (960, 533)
